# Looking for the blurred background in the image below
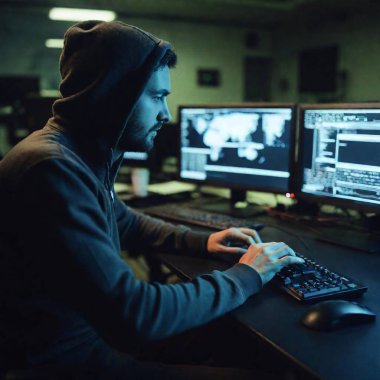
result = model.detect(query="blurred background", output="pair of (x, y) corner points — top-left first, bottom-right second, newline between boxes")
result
(1, 0), (380, 157)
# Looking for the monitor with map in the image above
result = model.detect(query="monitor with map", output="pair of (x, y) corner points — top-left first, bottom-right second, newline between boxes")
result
(179, 104), (296, 194)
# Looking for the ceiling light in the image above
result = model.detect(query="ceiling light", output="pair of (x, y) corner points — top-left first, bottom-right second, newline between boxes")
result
(45, 39), (64, 48)
(49, 7), (116, 22)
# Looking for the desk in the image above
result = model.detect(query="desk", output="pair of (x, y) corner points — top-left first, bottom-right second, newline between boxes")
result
(152, 212), (380, 380)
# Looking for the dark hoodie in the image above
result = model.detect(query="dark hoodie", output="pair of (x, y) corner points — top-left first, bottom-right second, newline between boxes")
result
(0, 21), (262, 374)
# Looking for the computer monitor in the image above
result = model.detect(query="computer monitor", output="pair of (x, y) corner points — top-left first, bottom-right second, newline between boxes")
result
(123, 151), (150, 167)
(179, 104), (297, 215)
(0, 75), (40, 104)
(298, 103), (380, 213)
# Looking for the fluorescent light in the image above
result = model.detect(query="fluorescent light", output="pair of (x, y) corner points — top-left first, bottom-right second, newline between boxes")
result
(49, 7), (116, 22)
(45, 39), (64, 48)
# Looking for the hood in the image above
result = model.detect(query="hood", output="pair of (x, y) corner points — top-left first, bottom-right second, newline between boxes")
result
(51, 20), (173, 159)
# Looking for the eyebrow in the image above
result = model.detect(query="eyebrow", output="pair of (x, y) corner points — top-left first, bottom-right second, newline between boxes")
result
(150, 89), (171, 96)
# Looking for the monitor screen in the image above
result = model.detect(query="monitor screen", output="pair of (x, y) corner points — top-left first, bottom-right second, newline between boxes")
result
(0, 75), (40, 104)
(299, 104), (380, 210)
(179, 104), (296, 193)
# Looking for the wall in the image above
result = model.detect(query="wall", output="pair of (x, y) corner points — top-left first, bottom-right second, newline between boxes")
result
(0, 6), (272, 122)
(2, 6), (380, 112)
(271, 10), (380, 103)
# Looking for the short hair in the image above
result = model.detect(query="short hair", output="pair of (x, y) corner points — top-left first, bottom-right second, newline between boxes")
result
(156, 48), (177, 70)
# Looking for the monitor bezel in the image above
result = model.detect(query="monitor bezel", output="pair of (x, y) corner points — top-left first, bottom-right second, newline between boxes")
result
(297, 102), (380, 214)
(177, 103), (298, 195)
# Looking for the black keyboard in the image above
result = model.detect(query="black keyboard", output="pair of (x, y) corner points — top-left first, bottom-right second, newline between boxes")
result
(145, 204), (264, 231)
(273, 252), (367, 302)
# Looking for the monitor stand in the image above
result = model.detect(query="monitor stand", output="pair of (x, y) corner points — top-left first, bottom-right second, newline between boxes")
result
(196, 189), (266, 218)
(286, 198), (320, 216)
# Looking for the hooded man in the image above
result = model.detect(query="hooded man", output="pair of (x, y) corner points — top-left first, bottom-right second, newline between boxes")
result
(0, 20), (303, 379)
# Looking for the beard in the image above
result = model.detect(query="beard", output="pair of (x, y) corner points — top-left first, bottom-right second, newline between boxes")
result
(118, 119), (162, 153)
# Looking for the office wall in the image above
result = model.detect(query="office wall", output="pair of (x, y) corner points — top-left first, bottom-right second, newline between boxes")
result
(271, 10), (380, 103)
(0, 6), (272, 121)
(0, 8), (65, 92)
(2, 6), (380, 112)
(122, 18), (272, 119)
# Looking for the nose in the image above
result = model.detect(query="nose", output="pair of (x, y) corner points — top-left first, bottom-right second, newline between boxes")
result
(157, 101), (172, 123)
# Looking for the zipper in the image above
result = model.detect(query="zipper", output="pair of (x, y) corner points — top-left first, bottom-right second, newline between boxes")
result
(106, 149), (115, 204)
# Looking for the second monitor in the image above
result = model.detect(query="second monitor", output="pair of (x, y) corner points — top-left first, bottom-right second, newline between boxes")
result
(179, 104), (296, 215)
(298, 103), (380, 252)
(299, 103), (380, 212)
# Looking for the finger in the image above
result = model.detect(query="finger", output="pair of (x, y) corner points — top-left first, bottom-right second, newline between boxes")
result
(252, 229), (263, 244)
(287, 246), (297, 257)
(238, 228), (256, 235)
(267, 243), (297, 258)
(262, 242), (297, 258)
(245, 242), (275, 259)
(257, 242), (276, 248)
(265, 243), (293, 260)
(219, 245), (248, 255)
(237, 228), (263, 244)
(277, 255), (305, 269)
(264, 242), (286, 252)
(226, 228), (255, 246)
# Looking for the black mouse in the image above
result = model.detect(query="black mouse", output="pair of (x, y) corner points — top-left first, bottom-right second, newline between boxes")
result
(301, 300), (376, 331)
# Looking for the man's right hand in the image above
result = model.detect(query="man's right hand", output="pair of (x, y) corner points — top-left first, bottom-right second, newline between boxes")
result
(239, 242), (304, 285)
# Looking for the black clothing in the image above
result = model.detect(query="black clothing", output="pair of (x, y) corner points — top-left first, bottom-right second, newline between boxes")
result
(0, 21), (262, 376)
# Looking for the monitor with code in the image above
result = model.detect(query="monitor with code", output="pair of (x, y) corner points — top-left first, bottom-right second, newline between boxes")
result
(299, 104), (380, 211)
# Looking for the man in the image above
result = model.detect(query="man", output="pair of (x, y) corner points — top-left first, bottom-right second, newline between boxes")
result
(0, 20), (303, 379)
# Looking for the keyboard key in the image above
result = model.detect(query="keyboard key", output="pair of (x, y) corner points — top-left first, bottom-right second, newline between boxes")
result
(302, 287), (342, 299)
(273, 252), (367, 302)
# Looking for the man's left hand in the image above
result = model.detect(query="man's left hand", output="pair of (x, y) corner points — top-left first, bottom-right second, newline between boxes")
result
(207, 227), (262, 255)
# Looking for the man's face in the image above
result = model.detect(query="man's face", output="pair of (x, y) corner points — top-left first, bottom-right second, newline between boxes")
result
(118, 66), (172, 152)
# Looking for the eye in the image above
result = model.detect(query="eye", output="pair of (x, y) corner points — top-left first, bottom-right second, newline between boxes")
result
(153, 94), (167, 102)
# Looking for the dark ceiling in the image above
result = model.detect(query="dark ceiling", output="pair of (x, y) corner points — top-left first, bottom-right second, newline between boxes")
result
(1, 0), (380, 27)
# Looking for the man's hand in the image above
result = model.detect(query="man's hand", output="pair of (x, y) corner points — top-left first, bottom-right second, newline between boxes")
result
(207, 227), (262, 255)
(239, 242), (304, 285)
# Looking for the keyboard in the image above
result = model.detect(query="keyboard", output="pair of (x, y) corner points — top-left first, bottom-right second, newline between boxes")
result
(146, 204), (367, 302)
(273, 252), (367, 302)
(145, 204), (264, 231)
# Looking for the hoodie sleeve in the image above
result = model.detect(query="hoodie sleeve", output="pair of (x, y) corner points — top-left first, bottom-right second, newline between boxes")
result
(13, 158), (262, 345)
(114, 196), (210, 255)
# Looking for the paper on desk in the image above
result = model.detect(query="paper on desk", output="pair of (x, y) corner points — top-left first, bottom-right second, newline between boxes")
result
(114, 181), (196, 195)
(114, 183), (132, 193)
(148, 181), (196, 195)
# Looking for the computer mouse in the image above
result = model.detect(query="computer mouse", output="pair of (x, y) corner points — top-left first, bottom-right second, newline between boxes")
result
(301, 300), (376, 331)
